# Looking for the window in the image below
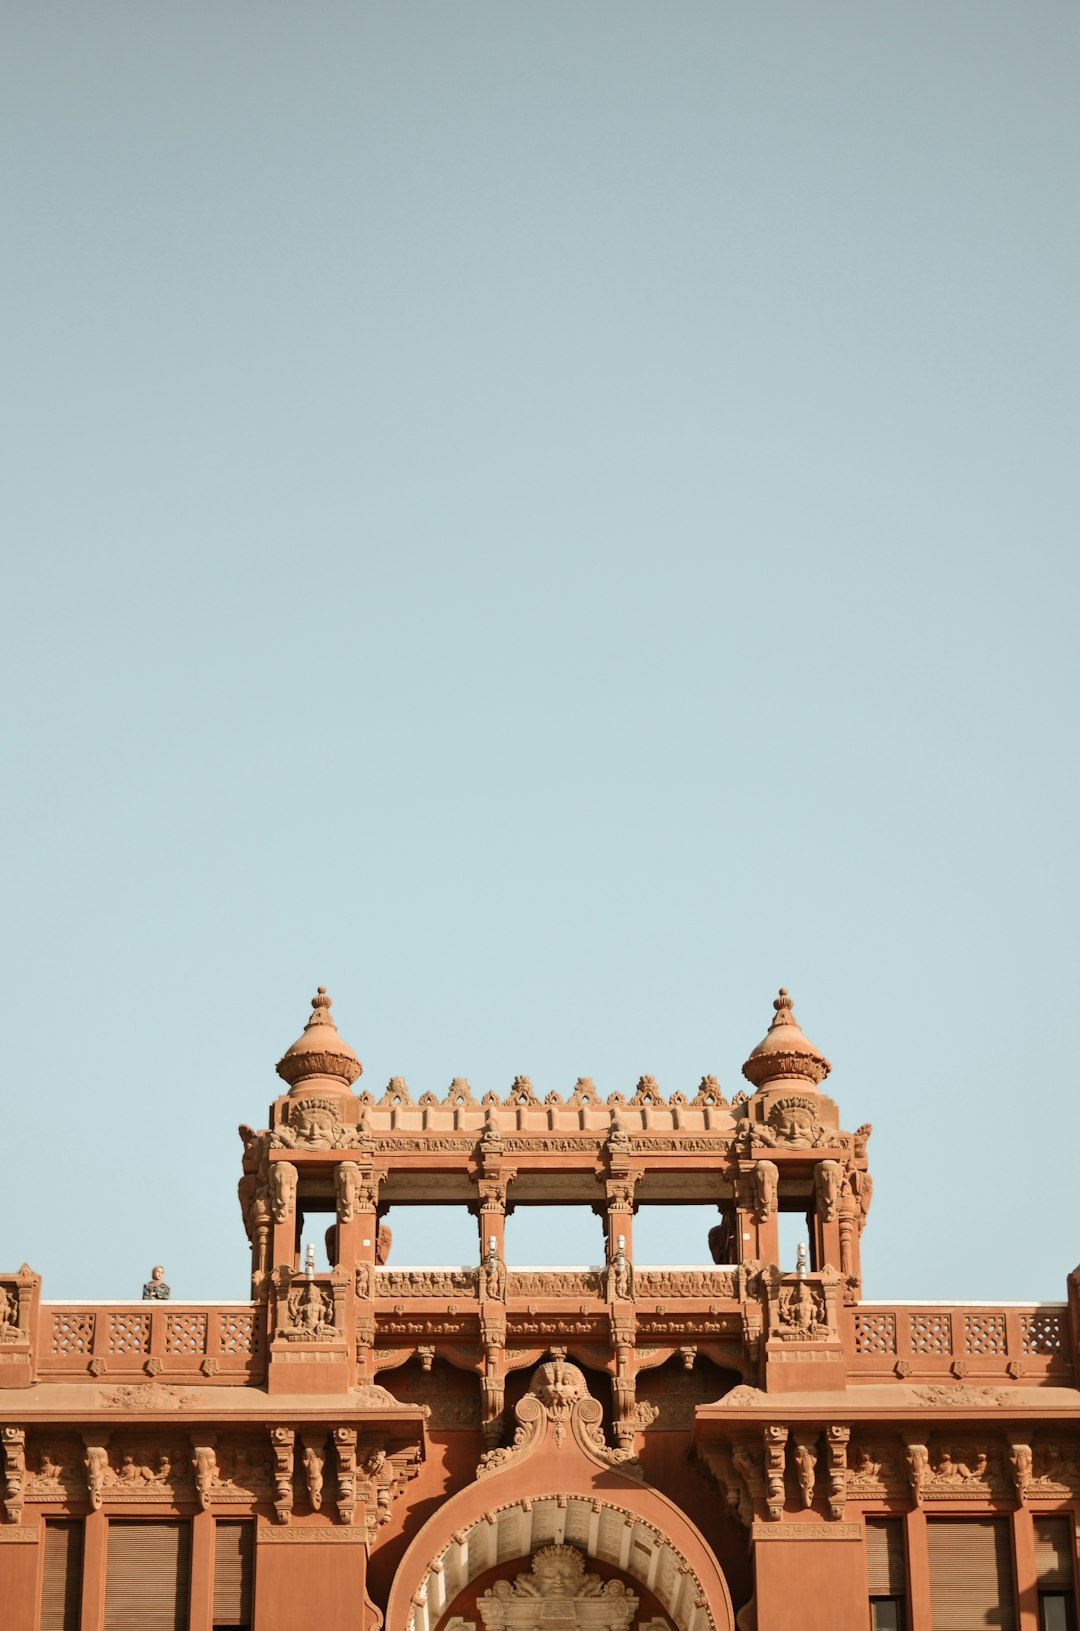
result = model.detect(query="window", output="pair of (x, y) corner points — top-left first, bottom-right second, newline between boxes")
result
(104, 1520), (190, 1631)
(1035, 1516), (1076, 1631)
(213, 1520), (253, 1630)
(41, 1520), (83, 1631)
(926, 1518), (1015, 1631)
(866, 1517), (905, 1631)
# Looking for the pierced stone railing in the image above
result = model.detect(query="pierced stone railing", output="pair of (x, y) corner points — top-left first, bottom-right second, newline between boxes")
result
(40, 1302), (265, 1382)
(848, 1303), (1071, 1382)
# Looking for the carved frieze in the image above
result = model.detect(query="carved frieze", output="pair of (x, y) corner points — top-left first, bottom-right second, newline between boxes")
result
(376, 1269), (478, 1300)
(477, 1545), (638, 1631)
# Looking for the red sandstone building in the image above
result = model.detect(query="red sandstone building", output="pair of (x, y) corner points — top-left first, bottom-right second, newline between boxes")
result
(2, 988), (1077, 1631)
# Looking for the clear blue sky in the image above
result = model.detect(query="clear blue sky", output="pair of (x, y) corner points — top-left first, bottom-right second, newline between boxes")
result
(3, 5), (1077, 1304)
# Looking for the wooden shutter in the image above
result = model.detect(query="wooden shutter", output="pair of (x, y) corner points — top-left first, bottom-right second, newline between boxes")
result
(1034, 1517), (1075, 1588)
(866, 1518), (905, 1595)
(41, 1520), (83, 1631)
(927, 1518), (1015, 1631)
(104, 1520), (190, 1631)
(213, 1520), (254, 1626)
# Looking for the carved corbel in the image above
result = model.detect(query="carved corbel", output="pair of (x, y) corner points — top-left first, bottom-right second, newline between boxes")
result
(763, 1425), (788, 1521)
(903, 1438), (928, 1508)
(752, 1161), (779, 1223)
(300, 1433), (326, 1511)
(191, 1439), (217, 1511)
(792, 1432), (818, 1510)
(333, 1428), (357, 1525)
(2, 1428), (26, 1523)
(270, 1161), (298, 1224)
(697, 1442), (754, 1530)
(1007, 1439), (1033, 1506)
(336, 1162), (361, 1223)
(270, 1427), (295, 1524)
(82, 1441), (109, 1512)
(825, 1425), (850, 1520)
(813, 1160), (843, 1223)
(731, 1437), (767, 1521)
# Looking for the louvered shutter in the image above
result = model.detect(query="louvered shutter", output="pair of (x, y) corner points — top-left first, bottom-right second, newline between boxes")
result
(41, 1520), (83, 1631)
(866, 1518), (905, 1595)
(103, 1520), (190, 1631)
(1034, 1517), (1074, 1588)
(213, 1520), (254, 1626)
(927, 1518), (1015, 1631)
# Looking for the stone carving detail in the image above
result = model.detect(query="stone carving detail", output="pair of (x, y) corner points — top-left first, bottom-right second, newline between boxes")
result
(763, 1425), (788, 1521)
(100, 1385), (197, 1411)
(477, 1358), (639, 1481)
(776, 1279), (830, 1340)
(333, 1428), (357, 1525)
(505, 1271), (604, 1299)
(483, 1244), (507, 1302)
(273, 1096), (342, 1150)
(846, 1441), (905, 1497)
(83, 1444), (109, 1510)
(0, 1287), (23, 1343)
(767, 1096), (829, 1148)
(1008, 1441), (1032, 1505)
(477, 1545), (638, 1631)
(301, 1434), (326, 1511)
(792, 1433), (818, 1509)
(2, 1428), (26, 1522)
(271, 1427), (294, 1524)
(279, 1280), (339, 1341)
(814, 1161), (843, 1222)
(270, 1162), (297, 1223)
(909, 1385), (1016, 1408)
(606, 1239), (634, 1303)
(636, 1268), (737, 1299)
(752, 1161), (778, 1221)
(24, 1442), (83, 1499)
(204, 1440), (270, 1501)
(824, 1426), (850, 1520)
(192, 1443), (217, 1511)
(376, 1269), (478, 1299)
(904, 1441), (929, 1507)
(1030, 1439), (1080, 1494)
(925, 1443), (1003, 1497)
(336, 1163), (361, 1222)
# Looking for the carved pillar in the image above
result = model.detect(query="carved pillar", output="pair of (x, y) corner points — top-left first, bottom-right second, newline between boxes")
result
(268, 1158), (300, 1272)
(812, 1160), (843, 1272)
(736, 1160), (779, 1266)
(611, 1312), (637, 1454)
(824, 1424), (850, 1520)
(603, 1172), (641, 1265)
(763, 1425), (788, 1521)
(480, 1310), (507, 1450)
(334, 1428), (357, 1525)
(474, 1174), (514, 1269)
(270, 1427), (295, 1525)
(1, 1428), (25, 1523)
(351, 1167), (386, 1386)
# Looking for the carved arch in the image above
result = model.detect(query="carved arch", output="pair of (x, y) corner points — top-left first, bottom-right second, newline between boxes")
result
(386, 1489), (735, 1631)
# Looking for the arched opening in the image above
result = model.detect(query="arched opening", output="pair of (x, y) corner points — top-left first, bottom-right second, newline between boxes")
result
(389, 1493), (735, 1631)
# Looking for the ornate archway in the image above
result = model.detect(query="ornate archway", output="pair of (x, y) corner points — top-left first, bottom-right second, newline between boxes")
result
(386, 1361), (736, 1631)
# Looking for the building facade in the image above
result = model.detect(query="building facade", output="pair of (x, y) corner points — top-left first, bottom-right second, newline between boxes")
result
(1, 987), (1078, 1630)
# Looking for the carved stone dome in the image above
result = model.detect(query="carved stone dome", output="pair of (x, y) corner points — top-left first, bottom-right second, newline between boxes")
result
(741, 987), (831, 1090)
(275, 987), (362, 1093)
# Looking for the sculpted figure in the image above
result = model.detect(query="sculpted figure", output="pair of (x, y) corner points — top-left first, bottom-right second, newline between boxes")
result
(0, 1285), (19, 1339)
(302, 1441), (325, 1510)
(84, 1446), (109, 1509)
(270, 1162), (297, 1223)
(376, 1223), (392, 1265)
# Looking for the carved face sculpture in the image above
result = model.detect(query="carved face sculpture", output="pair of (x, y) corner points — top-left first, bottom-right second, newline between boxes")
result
(769, 1100), (819, 1147)
(291, 1102), (339, 1148)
